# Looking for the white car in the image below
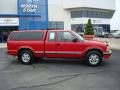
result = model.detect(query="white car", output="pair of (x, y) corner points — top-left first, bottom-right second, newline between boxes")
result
(112, 31), (120, 38)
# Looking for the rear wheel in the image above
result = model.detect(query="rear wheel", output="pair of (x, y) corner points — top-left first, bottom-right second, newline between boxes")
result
(85, 51), (102, 67)
(18, 50), (34, 64)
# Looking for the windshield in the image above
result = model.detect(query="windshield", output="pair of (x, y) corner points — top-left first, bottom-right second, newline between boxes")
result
(71, 31), (84, 41)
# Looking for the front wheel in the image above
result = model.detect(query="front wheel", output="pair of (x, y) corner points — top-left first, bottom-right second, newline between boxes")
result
(85, 51), (102, 67)
(18, 50), (34, 64)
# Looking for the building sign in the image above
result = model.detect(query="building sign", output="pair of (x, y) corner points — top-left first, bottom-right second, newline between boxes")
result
(18, 0), (48, 16)
(0, 18), (19, 26)
(20, 4), (38, 13)
(18, 0), (48, 30)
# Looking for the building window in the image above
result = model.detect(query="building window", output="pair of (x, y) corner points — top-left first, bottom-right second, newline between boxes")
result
(71, 10), (114, 19)
(71, 24), (110, 33)
(49, 21), (64, 30)
(71, 24), (85, 33)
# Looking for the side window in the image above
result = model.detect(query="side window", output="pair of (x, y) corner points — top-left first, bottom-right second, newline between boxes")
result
(49, 32), (56, 41)
(9, 32), (20, 40)
(9, 32), (44, 41)
(19, 32), (44, 40)
(58, 32), (75, 41)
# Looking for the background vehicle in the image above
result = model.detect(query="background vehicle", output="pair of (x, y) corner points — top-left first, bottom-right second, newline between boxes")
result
(94, 27), (109, 37)
(111, 30), (120, 38)
(7, 30), (111, 66)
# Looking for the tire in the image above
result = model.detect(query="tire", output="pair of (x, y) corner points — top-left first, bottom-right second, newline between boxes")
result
(18, 50), (34, 64)
(85, 51), (102, 67)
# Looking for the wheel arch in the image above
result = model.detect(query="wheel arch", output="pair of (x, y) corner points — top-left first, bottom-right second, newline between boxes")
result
(84, 48), (103, 58)
(18, 48), (33, 56)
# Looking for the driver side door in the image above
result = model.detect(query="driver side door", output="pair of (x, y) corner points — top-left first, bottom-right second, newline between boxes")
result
(56, 31), (83, 58)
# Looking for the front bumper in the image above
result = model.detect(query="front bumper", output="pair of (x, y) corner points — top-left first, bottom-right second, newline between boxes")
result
(103, 50), (112, 59)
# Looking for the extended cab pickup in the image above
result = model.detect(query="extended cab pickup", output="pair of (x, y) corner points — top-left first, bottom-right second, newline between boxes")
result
(7, 30), (112, 66)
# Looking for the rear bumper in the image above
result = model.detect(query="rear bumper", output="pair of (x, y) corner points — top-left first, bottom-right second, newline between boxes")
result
(103, 50), (112, 59)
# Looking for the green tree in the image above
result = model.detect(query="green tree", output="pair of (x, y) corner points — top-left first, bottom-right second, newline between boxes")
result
(84, 19), (94, 35)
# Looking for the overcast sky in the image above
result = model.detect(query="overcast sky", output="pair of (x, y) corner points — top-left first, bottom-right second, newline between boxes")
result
(111, 0), (120, 30)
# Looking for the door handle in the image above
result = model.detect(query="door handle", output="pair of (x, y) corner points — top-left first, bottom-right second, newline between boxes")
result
(56, 43), (60, 46)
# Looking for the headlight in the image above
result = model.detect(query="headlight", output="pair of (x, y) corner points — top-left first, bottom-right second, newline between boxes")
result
(106, 46), (110, 52)
(104, 46), (112, 54)
(104, 41), (108, 45)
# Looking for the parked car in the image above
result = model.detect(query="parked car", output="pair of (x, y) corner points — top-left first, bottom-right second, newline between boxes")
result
(111, 30), (120, 39)
(94, 27), (109, 38)
(7, 30), (112, 66)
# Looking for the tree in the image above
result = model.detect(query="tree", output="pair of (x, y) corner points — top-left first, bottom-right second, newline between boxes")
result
(84, 19), (94, 35)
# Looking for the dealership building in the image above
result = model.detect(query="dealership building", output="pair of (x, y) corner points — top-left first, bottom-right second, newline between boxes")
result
(0, 0), (115, 42)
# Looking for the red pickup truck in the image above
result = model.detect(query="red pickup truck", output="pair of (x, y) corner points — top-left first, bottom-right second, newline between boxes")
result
(7, 30), (112, 66)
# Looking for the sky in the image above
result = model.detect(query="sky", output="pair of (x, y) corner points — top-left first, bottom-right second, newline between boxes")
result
(111, 0), (120, 30)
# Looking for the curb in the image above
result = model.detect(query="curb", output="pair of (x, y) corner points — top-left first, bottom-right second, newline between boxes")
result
(0, 43), (7, 49)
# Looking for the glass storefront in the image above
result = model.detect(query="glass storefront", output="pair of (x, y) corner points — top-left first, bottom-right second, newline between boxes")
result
(71, 9), (114, 19)
(71, 24), (110, 33)
(0, 26), (18, 42)
(48, 21), (64, 30)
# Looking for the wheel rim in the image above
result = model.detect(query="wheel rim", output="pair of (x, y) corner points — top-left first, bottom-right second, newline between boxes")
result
(89, 54), (100, 65)
(22, 53), (30, 63)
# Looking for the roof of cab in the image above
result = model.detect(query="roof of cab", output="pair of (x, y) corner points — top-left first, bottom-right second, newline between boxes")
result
(12, 30), (47, 32)
(11, 30), (70, 33)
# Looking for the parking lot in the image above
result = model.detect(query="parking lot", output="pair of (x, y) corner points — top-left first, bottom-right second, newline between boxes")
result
(0, 38), (120, 90)
(94, 38), (120, 50)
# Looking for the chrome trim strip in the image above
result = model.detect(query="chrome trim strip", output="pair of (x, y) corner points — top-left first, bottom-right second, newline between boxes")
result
(35, 51), (81, 54)
(45, 51), (56, 54)
(35, 51), (44, 54)
(57, 51), (81, 54)
(45, 51), (81, 54)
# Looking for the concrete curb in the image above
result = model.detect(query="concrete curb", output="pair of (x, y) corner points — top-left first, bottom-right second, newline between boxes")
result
(0, 43), (7, 48)
(94, 38), (120, 50)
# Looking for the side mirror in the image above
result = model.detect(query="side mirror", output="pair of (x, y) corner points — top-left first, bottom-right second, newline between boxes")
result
(72, 38), (78, 42)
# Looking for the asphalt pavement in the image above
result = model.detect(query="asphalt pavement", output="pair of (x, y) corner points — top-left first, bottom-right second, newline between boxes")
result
(0, 48), (120, 90)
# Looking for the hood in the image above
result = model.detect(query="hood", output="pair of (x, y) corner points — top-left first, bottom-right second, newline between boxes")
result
(84, 40), (107, 46)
